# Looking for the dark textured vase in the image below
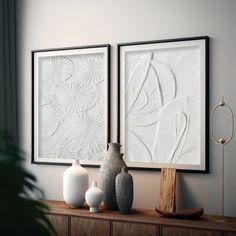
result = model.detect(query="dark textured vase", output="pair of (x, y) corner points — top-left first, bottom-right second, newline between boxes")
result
(115, 167), (133, 214)
(99, 143), (126, 210)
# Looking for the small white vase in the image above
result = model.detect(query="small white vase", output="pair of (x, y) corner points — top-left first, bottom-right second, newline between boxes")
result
(85, 180), (103, 213)
(63, 159), (88, 208)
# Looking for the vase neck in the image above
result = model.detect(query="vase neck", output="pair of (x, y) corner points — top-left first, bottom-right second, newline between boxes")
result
(121, 167), (128, 173)
(108, 143), (120, 154)
(72, 159), (81, 166)
(91, 181), (98, 187)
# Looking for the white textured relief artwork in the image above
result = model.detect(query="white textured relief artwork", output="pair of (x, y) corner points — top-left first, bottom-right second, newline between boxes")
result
(124, 45), (203, 167)
(37, 52), (106, 161)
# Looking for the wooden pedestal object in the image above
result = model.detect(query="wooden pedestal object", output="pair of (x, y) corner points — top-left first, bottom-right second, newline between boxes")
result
(159, 168), (176, 212)
(45, 200), (236, 236)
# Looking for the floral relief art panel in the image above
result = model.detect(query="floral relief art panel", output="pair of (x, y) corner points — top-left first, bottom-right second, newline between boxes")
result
(33, 45), (109, 165)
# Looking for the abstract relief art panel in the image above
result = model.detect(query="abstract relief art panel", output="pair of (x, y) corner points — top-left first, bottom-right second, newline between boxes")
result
(118, 37), (209, 172)
(32, 45), (110, 165)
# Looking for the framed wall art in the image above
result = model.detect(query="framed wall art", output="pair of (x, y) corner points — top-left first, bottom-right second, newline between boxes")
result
(118, 37), (209, 172)
(32, 44), (110, 165)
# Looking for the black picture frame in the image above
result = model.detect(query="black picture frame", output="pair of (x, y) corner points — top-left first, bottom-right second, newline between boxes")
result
(32, 44), (110, 166)
(118, 36), (209, 173)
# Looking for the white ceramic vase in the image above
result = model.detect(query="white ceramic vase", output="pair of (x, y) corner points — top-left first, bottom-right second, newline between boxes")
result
(85, 180), (103, 213)
(63, 159), (88, 208)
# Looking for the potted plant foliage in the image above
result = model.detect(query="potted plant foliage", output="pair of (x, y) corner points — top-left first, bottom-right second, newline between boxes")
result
(0, 131), (55, 235)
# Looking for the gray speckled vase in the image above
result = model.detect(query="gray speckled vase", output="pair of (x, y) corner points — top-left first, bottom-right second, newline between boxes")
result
(115, 167), (133, 214)
(99, 143), (126, 210)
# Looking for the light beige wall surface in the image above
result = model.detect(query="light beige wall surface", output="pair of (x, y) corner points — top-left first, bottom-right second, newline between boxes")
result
(16, 0), (236, 216)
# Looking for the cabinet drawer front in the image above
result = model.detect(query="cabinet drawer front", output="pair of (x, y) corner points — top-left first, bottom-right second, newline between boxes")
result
(48, 214), (69, 236)
(71, 217), (110, 236)
(162, 225), (223, 236)
(113, 221), (158, 236)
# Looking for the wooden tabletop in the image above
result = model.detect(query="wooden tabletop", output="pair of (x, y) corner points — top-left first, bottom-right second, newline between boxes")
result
(44, 200), (236, 232)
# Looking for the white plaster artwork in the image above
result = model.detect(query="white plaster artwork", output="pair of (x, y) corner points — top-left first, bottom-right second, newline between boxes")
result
(34, 47), (108, 164)
(120, 39), (206, 170)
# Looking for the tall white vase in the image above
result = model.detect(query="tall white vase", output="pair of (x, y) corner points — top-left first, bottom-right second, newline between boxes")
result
(85, 180), (103, 213)
(63, 159), (88, 208)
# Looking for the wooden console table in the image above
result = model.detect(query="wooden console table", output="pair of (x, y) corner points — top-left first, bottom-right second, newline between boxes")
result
(45, 200), (236, 236)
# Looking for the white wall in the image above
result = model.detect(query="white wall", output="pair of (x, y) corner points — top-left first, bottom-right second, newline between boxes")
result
(16, 0), (236, 216)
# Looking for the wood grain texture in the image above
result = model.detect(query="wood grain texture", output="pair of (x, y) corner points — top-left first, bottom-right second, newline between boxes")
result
(71, 217), (110, 236)
(48, 214), (69, 236)
(113, 221), (158, 236)
(162, 226), (223, 236)
(44, 200), (236, 232)
(159, 168), (176, 212)
(225, 233), (236, 236)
